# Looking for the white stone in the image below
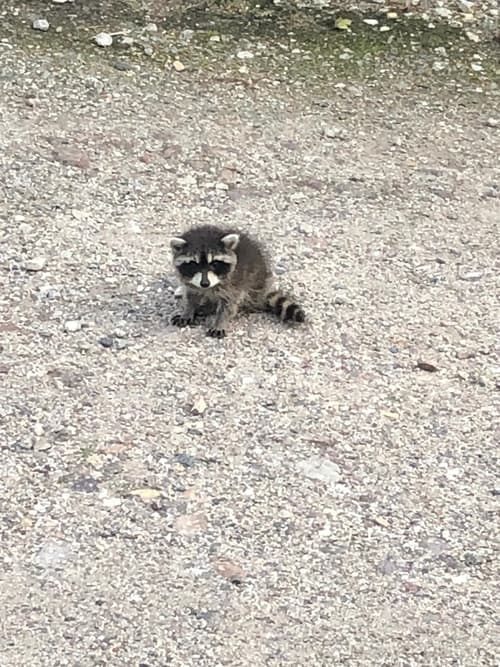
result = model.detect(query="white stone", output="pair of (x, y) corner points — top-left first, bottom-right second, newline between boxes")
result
(64, 320), (82, 333)
(95, 32), (113, 47)
(33, 19), (50, 31)
(23, 257), (47, 272)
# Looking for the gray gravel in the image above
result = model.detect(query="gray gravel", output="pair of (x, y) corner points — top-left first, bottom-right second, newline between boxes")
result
(0, 7), (499, 666)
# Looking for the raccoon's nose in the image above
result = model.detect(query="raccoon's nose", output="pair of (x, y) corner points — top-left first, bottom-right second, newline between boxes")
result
(200, 276), (210, 288)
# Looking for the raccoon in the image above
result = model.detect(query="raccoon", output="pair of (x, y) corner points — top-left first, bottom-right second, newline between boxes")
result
(170, 224), (305, 338)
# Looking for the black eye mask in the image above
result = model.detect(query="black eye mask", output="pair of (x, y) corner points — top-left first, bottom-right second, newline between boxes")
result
(178, 261), (200, 278)
(211, 260), (231, 276)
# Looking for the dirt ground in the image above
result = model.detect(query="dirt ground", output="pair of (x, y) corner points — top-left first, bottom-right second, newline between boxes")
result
(0, 2), (499, 666)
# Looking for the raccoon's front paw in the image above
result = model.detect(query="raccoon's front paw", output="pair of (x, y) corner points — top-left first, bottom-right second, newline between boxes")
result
(206, 328), (226, 339)
(171, 314), (193, 327)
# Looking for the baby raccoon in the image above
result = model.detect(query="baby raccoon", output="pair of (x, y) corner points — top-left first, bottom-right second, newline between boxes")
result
(170, 224), (305, 338)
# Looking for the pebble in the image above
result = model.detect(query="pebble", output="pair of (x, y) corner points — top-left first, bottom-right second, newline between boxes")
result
(95, 32), (113, 47)
(99, 336), (114, 348)
(23, 257), (47, 272)
(434, 7), (452, 18)
(179, 29), (194, 43)
(33, 19), (50, 31)
(33, 437), (52, 452)
(485, 118), (498, 128)
(112, 60), (131, 71)
(34, 540), (74, 570)
(471, 62), (483, 72)
(433, 61), (447, 72)
(143, 45), (154, 56)
(460, 270), (483, 281)
(379, 25), (391, 32)
(64, 320), (82, 333)
(297, 456), (341, 486)
(121, 36), (135, 46)
(237, 50), (254, 59)
(363, 19), (379, 26)
(115, 339), (128, 350)
(387, 11), (398, 19)
(145, 22), (158, 32)
(173, 60), (185, 72)
(466, 31), (480, 42)
(322, 126), (347, 140)
(417, 360), (439, 372)
(174, 453), (196, 468)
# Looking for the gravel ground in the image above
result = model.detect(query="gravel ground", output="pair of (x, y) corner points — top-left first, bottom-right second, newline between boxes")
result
(0, 4), (499, 666)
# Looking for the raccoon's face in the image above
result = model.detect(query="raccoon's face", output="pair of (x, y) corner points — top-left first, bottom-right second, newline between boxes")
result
(170, 232), (239, 290)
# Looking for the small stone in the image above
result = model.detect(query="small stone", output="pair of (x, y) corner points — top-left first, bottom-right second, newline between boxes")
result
(378, 554), (398, 575)
(95, 32), (113, 47)
(485, 118), (498, 128)
(387, 11), (398, 18)
(363, 18), (379, 26)
(322, 126), (346, 140)
(52, 146), (90, 169)
(34, 540), (74, 569)
(434, 7), (452, 18)
(457, 0), (473, 11)
(433, 61), (447, 72)
(237, 50), (254, 59)
(121, 36), (135, 46)
(114, 339), (128, 350)
(297, 456), (341, 486)
(144, 22), (158, 32)
(23, 257), (47, 272)
(143, 45), (154, 56)
(434, 46), (447, 57)
(471, 62), (483, 72)
(465, 31), (480, 42)
(417, 360), (439, 372)
(33, 437), (51, 452)
(64, 320), (82, 333)
(209, 35), (221, 42)
(191, 397), (207, 415)
(98, 336), (114, 348)
(274, 264), (287, 275)
(173, 60), (185, 71)
(52, 0), (69, 3)
(213, 558), (246, 584)
(179, 29), (194, 43)
(174, 453), (196, 468)
(112, 60), (131, 71)
(72, 476), (99, 493)
(174, 512), (208, 535)
(33, 19), (50, 31)
(460, 270), (483, 281)
(379, 25), (391, 32)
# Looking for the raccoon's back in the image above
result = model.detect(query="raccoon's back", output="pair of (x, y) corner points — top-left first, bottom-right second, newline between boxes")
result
(232, 232), (271, 292)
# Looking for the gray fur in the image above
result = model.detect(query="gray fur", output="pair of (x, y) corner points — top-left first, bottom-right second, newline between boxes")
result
(170, 224), (305, 338)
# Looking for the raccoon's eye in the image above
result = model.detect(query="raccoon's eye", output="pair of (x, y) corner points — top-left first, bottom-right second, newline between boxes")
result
(211, 261), (231, 275)
(178, 261), (199, 278)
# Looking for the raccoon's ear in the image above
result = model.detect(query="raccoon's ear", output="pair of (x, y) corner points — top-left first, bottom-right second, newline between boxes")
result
(221, 233), (240, 250)
(170, 237), (187, 251)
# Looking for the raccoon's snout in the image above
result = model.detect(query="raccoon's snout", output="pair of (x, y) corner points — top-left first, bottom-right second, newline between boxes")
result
(200, 276), (210, 288)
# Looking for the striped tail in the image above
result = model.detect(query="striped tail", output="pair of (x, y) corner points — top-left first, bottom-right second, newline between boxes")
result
(266, 290), (305, 323)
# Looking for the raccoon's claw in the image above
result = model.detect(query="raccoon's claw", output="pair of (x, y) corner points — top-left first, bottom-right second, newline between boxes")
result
(171, 314), (193, 327)
(206, 328), (226, 339)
